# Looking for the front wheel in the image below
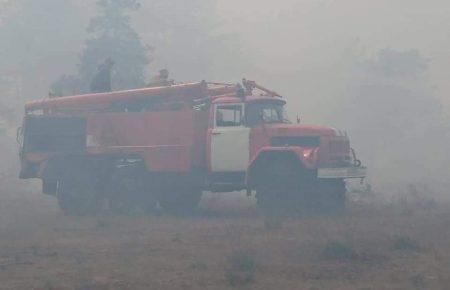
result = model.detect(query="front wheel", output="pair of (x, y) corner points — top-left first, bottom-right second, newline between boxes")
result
(314, 179), (346, 215)
(256, 179), (347, 216)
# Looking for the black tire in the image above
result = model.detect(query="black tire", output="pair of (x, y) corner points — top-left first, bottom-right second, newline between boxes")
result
(254, 155), (347, 216)
(256, 186), (290, 211)
(57, 178), (101, 216)
(316, 179), (347, 215)
(158, 188), (202, 214)
(107, 168), (157, 215)
(256, 179), (346, 216)
(254, 154), (303, 214)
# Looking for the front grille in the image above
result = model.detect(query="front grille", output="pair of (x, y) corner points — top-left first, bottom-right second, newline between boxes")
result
(271, 136), (320, 148)
(328, 139), (351, 165)
(329, 139), (350, 154)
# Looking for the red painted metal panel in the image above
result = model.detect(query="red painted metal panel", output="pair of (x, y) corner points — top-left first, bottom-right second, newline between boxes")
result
(85, 109), (208, 172)
(249, 124), (335, 163)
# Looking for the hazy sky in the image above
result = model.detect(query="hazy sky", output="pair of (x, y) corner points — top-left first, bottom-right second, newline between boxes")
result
(213, 0), (450, 109)
(4, 0), (449, 117)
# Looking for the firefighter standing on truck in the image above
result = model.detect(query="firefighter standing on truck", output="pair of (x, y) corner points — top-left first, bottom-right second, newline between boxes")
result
(147, 69), (174, 87)
(90, 58), (115, 93)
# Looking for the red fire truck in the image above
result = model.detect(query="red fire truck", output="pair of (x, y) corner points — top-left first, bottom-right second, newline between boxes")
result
(19, 80), (366, 214)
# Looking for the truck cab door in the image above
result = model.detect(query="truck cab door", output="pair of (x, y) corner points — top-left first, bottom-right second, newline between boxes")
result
(210, 103), (250, 172)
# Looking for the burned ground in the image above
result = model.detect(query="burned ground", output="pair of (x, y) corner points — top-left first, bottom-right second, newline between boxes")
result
(1, 181), (450, 290)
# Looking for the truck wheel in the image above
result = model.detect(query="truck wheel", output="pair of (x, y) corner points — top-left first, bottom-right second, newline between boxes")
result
(158, 188), (202, 214)
(254, 156), (303, 214)
(257, 180), (347, 216)
(107, 170), (157, 215)
(57, 179), (101, 216)
(108, 187), (157, 215)
(256, 186), (289, 215)
(316, 179), (346, 215)
(254, 156), (346, 216)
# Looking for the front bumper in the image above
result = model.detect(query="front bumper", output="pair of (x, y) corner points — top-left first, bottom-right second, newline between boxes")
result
(317, 166), (367, 179)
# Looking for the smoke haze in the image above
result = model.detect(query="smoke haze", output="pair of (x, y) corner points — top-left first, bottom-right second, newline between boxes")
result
(1, 0), (450, 195)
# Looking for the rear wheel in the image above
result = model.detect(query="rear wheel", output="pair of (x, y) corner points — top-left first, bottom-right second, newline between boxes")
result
(57, 178), (102, 216)
(106, 167), (157, 214)
(158, 188), (202, 214)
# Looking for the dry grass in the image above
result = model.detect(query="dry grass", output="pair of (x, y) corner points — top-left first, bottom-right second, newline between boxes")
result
(0, 185), (450, 289)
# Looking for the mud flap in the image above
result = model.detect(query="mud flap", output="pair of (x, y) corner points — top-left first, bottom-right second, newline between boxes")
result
(42, 180), (57, 196)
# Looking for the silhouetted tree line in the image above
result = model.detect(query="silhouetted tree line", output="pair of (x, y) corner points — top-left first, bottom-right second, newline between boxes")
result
(336, 48), (450, 187)
(51, 0), (150, 96)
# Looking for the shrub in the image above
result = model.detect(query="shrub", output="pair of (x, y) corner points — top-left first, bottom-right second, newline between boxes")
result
(190, 260), (207, 270)
(322, 241), (357, 261)
(410, 273), (426, 289)
(263, 214), (283, 230)
(225, 250), (256, 286)
(96, 217), (110, 229)
(392, 235), (420, 252)
(43, 279), (58, 290)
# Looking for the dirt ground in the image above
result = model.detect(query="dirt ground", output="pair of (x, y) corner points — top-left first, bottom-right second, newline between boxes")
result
(1, 181), (450, 290)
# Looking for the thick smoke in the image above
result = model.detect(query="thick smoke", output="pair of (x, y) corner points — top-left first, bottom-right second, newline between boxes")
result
(334, 49), (450, 194)
(1, 0), (450, 196)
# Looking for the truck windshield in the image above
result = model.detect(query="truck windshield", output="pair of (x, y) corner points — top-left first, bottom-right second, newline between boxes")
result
(246, 102), (291, 125)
